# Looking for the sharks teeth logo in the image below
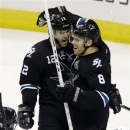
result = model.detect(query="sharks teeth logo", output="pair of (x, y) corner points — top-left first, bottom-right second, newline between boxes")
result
(50, 61), (80, 86)
(60, 62), (70, 71)
(50, 62), (71, 81)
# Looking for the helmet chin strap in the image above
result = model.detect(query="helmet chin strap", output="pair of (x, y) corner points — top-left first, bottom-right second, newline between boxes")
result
(80, 46), (90, 56)
(80, 39), (93, 56)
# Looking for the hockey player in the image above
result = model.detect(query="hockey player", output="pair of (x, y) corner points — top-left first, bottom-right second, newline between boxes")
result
(17, 13), (74, 130)
(37, 6), (122, 115)
(0, 107), (16, 130)
(17, 6), (122, 130)
(56, 18), (111, 130)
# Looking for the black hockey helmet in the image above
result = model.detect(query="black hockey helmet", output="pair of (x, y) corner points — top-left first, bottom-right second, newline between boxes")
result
(0, 107), (17, 130)
(73, 19), (100, 43)
(50, 14), (71, 30)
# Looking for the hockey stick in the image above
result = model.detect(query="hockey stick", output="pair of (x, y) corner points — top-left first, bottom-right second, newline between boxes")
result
(0, 93), (6, 130)
(121, 104), (130, 111)
(43, 1), (73, 130)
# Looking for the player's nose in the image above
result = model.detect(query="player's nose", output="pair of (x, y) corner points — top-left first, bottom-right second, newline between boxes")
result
(63, 32), (69, 38)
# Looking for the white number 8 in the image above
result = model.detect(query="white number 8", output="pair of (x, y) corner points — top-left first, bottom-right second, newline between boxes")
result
(98, 74), (105, 84)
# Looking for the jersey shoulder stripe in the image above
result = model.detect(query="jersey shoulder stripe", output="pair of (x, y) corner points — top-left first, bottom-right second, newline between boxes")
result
(20, 84), (41, 92)
(95, 90), (109, 107)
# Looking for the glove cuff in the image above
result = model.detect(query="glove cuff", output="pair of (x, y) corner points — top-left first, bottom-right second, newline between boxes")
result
(18, 104), (34, 117)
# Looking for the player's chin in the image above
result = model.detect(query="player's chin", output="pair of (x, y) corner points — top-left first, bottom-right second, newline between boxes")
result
(73, 49), (80, 56)
(61, 41), (68, 47)
(73, 48), (83, 55)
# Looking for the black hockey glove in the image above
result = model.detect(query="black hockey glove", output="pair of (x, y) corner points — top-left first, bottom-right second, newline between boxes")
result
(55, 6), (67, 14)
(36, 11), (47, 27)
(17, 104), (34, 129)
(56, 84), (84, 106)
(109, 84), (122, 114)
(36, 6), (67, 27)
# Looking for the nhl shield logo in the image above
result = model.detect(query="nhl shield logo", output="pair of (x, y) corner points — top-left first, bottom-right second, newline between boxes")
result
(59, 51), (66, 60)
(74, 60), (79, 70)
(60, 50), (65, 55)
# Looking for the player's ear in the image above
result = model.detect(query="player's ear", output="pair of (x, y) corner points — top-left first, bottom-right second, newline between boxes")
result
(85, 39), (92, 47)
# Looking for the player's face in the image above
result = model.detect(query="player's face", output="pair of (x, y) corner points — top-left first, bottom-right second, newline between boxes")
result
(71, 35), (86, 56)
(54, 30), (71, 47)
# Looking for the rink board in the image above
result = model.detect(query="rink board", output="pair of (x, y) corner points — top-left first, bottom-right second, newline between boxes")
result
(0, 8), (130, 44)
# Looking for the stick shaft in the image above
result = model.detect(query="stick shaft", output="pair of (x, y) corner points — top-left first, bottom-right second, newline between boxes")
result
(43, 0), (64, 87)
(43, 1), (73, 130)
(121, 104), (130, 111)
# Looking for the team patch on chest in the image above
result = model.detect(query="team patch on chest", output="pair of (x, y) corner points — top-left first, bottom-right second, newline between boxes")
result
(74, 60), (79, 70)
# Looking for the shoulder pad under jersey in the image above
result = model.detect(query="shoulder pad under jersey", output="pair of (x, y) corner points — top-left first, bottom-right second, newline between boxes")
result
(23, 40), (49, 64)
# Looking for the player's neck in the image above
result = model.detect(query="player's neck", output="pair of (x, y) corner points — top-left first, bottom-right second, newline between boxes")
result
(56, 43), (61, 49)
(82, 46), (99, 56)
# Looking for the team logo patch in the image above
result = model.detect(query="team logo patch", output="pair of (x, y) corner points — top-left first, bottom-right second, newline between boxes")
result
(66, 53), (74, 62)
(93, 58), (102, 68)
(26, 47), (35, 58)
